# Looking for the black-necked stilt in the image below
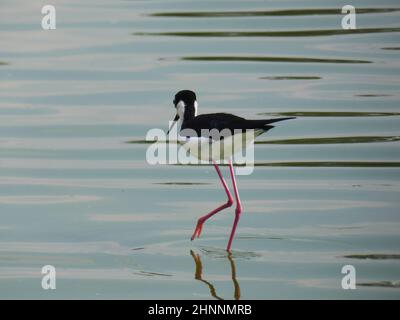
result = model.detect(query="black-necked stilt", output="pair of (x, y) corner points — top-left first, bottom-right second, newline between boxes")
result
(168, 90), (295, 251)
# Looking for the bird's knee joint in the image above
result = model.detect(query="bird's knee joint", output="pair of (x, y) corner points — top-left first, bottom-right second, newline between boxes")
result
(227, 198), (234, 207)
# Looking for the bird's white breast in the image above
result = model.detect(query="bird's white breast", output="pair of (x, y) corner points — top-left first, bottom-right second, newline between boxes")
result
(178, 130), (261, 162)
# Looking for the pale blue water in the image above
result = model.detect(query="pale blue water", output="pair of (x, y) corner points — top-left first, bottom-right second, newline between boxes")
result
(0, 0), (400, 299)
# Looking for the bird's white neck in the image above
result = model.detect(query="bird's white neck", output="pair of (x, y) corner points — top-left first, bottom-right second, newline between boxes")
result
(175, 100), (198, 132)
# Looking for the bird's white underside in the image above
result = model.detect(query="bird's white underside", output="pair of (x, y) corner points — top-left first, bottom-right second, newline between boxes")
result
(174, 99), (262, 161)
(178, 129), (263, 161)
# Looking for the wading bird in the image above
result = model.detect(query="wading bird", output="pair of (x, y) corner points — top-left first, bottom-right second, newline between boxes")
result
(168, 90), (294, 251)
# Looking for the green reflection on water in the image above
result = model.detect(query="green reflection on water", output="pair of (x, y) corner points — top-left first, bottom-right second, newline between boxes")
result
(150, 8), (400, 18)
(181, 56), (371, 63)
(259, 112), (400, 117)
(260, 76), (322, 80)
(135, 28), (400, 38)
(127, 136), (400, 145)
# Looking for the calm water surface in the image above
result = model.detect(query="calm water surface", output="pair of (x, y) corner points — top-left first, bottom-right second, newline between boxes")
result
(0, 0), (400, 299)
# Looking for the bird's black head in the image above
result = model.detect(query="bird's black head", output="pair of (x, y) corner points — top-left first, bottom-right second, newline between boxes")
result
(173, 90), (197, 108)
(167, 90), (198, 134)
(173, 90), (198, 122)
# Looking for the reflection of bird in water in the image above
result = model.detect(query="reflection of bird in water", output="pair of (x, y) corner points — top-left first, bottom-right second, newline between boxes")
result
(190, 250), (241, 300)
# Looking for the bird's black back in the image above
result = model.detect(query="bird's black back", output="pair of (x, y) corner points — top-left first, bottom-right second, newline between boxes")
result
(181, 113), (294, 139)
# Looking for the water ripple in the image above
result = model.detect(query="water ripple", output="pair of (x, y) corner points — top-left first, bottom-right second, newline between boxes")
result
(259, 111), (400, 117)
(343, 254), (400, 260)
(358, 281), (400, 288)
(181, 56), (371, 64)
(127, 135), (400, 145)
(150, 8), (400, 18)
(260, 76), (322, 80)
(136, 28), (400, 38)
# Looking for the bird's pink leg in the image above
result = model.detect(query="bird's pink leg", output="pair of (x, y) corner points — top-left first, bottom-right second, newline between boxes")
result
(226, 160), (243, 252)
(191, 161), (234, 241)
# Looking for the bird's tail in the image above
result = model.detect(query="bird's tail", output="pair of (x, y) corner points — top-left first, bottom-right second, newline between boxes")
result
(244, 117), (295, 130)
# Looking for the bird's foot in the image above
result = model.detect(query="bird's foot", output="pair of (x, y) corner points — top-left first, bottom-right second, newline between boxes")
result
(191, 220), (204, 241)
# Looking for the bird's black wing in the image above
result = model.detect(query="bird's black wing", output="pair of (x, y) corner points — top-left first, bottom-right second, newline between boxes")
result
(182, 113), (244, 131)
(181, 113), (294, 139)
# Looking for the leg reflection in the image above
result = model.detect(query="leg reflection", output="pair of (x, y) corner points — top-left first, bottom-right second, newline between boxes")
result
(190, 250), (223, 300)
(228, 252), (241, 300)
(190, 250), (241, 300)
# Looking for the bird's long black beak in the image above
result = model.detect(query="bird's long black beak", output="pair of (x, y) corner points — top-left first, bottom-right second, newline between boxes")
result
(167, 114), (179, 134)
